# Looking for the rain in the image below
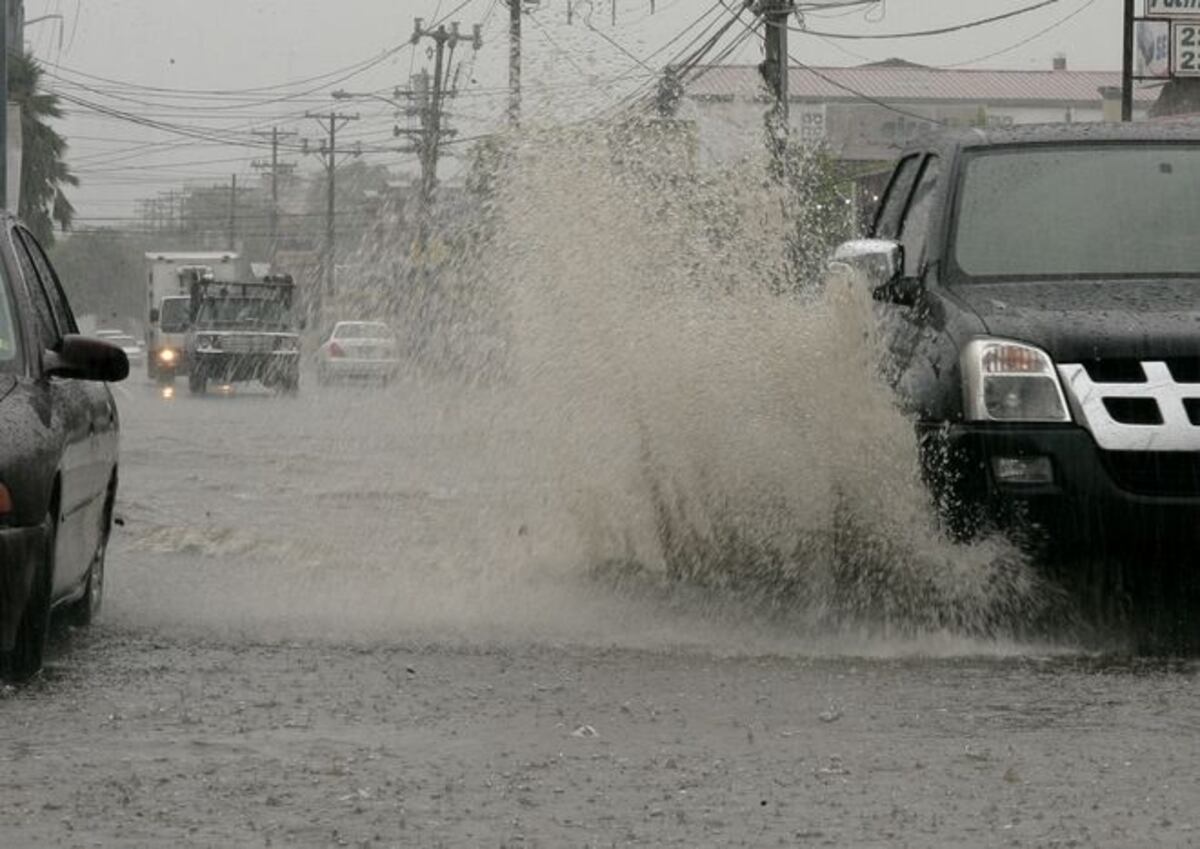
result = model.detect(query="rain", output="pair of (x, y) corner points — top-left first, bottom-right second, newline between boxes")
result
(2, 2), (1200, 846)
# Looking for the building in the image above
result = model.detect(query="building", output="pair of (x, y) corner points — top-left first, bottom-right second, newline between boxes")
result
(682, 59), (1159, 168)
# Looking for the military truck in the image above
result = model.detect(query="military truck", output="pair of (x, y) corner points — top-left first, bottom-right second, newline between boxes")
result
(184, 273), (301, 395)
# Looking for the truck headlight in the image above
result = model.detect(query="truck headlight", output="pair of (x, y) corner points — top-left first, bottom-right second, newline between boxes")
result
(962, 339), (1071, 423)
(158, 348), (178, 364)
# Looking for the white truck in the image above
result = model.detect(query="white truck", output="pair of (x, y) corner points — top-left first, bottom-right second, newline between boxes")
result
(144, 251), (244, 381)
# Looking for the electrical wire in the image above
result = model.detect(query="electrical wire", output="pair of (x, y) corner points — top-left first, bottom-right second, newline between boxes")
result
(792, 0), (1065, 39)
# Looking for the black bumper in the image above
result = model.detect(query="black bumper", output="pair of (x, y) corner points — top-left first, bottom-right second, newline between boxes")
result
(0, 524), (43, 651)
(920, 423), (1200, 554)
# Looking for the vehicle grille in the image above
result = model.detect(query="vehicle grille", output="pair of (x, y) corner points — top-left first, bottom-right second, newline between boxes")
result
(1102, 451), (1200, 497)
(1058, 361), (1200, 452)
(218, 335), (274, 354)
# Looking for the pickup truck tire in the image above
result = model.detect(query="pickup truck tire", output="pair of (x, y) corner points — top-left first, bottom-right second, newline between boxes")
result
(1, 511), (55, 683)
(188, 371), (207, 395)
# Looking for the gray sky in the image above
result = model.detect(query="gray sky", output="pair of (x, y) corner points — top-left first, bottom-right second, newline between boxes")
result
(22, 0), (1126, 221)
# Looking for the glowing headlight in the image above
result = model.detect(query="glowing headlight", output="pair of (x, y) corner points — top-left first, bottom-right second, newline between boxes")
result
(158, 348), (178, 364)
(962, 339), (1071, 423)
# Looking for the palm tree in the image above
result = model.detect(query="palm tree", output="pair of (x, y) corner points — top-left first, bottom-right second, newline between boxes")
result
(7, 51), (77, 246)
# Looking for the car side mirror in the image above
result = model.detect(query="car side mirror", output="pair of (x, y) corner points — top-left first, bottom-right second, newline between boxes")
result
(149, 308), (160, 323)
(44, 335), (130, 383)
(829, 239), (922, 307)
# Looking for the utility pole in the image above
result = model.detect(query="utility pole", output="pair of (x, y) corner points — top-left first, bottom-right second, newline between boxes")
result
(1121, 0), (1135, 122)
(251, 126), (298, 262)
(757, 0), (794, 165)
(406, 19), (482, 237)
(508, 0), (522, 126)
(1, 0), (9, 211)
(303, 111), (360, 310)
(228, 174), (238, 251)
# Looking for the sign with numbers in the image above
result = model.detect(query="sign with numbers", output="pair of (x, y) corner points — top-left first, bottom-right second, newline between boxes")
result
(1173, 21), (1200, 76)
(1147, 0), (1200, 18)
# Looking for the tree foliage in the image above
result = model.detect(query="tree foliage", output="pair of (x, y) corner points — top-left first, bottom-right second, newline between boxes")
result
(7, 51), (77, 246)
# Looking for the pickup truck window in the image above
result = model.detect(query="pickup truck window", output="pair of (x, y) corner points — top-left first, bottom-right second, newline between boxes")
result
(873, 154), (922, 239)
(898, 155), (941, 277)
(953, 145), (1200, 279)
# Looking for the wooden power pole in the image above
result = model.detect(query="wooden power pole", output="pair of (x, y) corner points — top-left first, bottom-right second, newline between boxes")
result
(303, 112), (360, 306)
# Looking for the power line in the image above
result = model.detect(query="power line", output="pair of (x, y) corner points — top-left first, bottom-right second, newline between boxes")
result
(944, 0), (1097, 68)
(792, 0), (1067, 39)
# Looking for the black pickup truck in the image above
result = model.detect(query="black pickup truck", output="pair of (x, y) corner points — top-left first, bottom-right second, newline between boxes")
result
(831, 123), (1200, 570)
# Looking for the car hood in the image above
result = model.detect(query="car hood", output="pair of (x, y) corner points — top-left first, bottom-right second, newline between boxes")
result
(949, 280), (1200, 362)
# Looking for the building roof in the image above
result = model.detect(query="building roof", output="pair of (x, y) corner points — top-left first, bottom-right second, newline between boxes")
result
(686, 63), (1159, 105)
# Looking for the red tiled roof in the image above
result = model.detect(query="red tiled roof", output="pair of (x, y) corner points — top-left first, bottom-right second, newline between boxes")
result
(686, 64), (1158, 104)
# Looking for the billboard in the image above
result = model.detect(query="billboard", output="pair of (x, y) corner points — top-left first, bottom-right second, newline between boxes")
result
(1145, 0), (1200, 18)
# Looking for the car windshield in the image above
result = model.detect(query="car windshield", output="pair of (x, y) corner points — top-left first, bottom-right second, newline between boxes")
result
(160, 297), (190, 332)
(0, 264), (20, 370)
(953, 144), (1200, 279)
(335, 322), (390, 339)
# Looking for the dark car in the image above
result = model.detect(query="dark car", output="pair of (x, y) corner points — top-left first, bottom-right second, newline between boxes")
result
(830, 123), (1200, 573)
(0, 218), (129, 682)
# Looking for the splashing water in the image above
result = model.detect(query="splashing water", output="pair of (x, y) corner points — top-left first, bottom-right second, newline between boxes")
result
(115, 120), (1070, 655)
(442, 122), (1057, 641)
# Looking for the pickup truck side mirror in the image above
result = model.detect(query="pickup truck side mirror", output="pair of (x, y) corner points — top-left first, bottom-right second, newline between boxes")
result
(829, 239), (923, 307)
(149, 308), (160, 323)
(44, 335), (130, 383)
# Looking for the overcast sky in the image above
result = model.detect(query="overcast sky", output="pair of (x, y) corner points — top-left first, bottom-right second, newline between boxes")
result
(22, 0), (1127, 221)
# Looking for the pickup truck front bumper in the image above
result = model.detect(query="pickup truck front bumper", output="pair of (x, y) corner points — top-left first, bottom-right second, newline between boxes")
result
(918, 422), (1200, 559)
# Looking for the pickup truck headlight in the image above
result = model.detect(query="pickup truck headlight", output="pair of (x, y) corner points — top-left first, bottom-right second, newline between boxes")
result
(962, 339), (1071, 423)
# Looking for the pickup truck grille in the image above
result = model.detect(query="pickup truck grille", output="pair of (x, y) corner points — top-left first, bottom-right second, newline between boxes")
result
(1058, 361), (1200, 452)
(1102, 451), (1200, 497)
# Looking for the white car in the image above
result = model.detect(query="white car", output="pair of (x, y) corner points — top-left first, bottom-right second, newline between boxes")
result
(316, 321), (399, 385)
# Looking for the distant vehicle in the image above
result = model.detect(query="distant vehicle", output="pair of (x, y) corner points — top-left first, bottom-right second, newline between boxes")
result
(94, 329), (123, 340)
(144, 252), (242, 383)
(185, 273), (301, 395)
(316, 321), (399, 386)
(829, 123), (1200, 575)
(0, 216), (129, 682)
(105, 334), (145, 368)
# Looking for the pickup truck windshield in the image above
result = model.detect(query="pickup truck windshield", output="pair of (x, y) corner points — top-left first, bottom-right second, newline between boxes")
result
(953, 145), (1200, 279)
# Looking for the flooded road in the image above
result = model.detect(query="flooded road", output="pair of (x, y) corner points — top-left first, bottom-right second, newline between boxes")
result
(3, 378), (1199, 848)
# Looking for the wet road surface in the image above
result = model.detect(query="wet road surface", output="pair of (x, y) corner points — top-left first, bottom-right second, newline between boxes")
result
(2, 376), (1200, 848)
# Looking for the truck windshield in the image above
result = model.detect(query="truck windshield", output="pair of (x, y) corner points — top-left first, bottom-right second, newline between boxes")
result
(160, 297), (190, 332)
(953, 144), (1200, 280)
(196, 297), (287, 328)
